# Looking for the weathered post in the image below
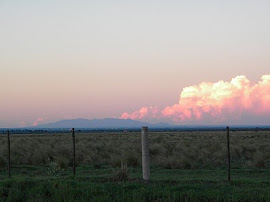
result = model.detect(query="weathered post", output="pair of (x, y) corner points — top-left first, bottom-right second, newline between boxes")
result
(227, 126), (231, 182)
(7, 130), (11, 178)
(71, 128), (76, 176)
(141, 126), (150, 181)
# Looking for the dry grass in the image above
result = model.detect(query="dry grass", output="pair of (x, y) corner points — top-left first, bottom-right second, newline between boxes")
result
(0, 130), (270, 169)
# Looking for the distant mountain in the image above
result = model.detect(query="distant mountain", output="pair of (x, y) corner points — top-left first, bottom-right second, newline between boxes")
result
(34, 118), (172, 129)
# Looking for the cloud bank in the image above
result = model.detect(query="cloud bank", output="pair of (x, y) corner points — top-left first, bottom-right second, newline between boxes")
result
(121, 75), (270, 124)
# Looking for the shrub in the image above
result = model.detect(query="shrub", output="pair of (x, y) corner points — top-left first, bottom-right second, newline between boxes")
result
(123, 151), (139, 167)
(54, 156), (69, 169)
(112, 160), (128, 181)
(149, 143), (164, 156)
(255, 159), (265, 168)
(253, 151), (265, 169)
(112, 168), (129, 181)
(111, 157), (122, 168)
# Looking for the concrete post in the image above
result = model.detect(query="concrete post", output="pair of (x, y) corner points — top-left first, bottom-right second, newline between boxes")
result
(141, 126), (150, 181)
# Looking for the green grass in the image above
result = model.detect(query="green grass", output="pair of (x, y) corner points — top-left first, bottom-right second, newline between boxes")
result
(0, 165), (270, 201)
(1, 131), (270, 201)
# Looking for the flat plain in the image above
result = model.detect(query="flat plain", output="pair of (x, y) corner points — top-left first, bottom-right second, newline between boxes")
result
(0, 130), (270, 201)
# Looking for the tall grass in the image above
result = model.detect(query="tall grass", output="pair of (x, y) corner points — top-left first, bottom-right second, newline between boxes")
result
(0, 131), (269, 169)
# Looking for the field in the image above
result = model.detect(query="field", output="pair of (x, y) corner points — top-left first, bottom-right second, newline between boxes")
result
(0, 130), (270, 201)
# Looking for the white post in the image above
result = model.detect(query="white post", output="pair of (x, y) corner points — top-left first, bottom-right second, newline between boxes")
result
(141, 126), (150, 181)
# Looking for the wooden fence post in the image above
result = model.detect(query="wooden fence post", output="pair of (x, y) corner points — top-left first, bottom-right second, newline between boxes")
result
(227, 126), (231, 182)
(72, 128), (76, 176)
(141, 126), (150, 181)
(7, 130), (11, 178)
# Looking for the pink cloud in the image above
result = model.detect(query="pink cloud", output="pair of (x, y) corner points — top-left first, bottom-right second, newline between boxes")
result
(33, 117), (44, 126)
(121, 107), (160, 120)
(120, 74), (270, 124)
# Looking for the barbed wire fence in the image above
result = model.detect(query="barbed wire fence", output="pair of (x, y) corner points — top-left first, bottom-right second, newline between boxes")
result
(1, 127), (270, 181)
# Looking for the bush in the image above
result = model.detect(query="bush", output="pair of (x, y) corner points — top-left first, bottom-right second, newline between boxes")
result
(253, 151), (265, 168)
(149, 143), (164, 156)
(123, 151), (139, 167)
(111, 157), (122, 168)
(54, 156), (69, 169)
(112, 160), (129, 181)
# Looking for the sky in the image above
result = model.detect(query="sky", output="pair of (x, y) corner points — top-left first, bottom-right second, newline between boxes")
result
(1, 0), (270, 127)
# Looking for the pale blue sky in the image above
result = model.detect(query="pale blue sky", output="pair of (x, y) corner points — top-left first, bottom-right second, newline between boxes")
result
(1, 0), (270, 127)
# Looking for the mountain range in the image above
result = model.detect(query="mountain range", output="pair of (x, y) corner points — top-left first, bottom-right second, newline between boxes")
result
(34, 118), (172, 129)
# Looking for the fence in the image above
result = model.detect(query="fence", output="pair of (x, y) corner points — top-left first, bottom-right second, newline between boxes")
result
(1, 127), (270, 182)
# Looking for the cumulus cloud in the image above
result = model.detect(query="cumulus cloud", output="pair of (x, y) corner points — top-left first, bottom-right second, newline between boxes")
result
(120, 74), (270, 124)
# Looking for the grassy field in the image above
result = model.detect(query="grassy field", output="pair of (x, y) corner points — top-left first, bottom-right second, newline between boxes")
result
(0, 130), (270, 201)
(1, 130), (270, 169)
(1, 166), (270, 201)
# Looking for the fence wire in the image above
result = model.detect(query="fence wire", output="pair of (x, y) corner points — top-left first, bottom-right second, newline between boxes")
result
(0, 129), (270, 178)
